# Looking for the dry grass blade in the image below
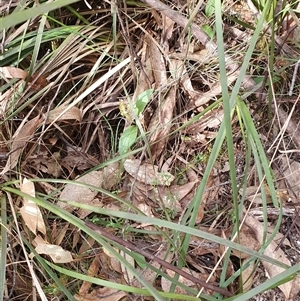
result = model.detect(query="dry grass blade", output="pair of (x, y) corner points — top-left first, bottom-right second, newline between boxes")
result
(2, 0), (300, 300)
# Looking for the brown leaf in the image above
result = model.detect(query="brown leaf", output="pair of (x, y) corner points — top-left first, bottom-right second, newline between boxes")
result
(245, 214), (292, 299)
(148, 86), (176, 160)
(241, 257), (256, 292)
(148, 38), (167, 87)
(79, 255), (101, 295)
(59, 170), (103, 212)
(1, 116), (42, 175)
(124, 159), (174, 186)
(75, 287), (126, 301)
(46, 104), (82, 123)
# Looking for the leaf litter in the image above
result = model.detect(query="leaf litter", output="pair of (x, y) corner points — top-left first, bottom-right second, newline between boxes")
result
(2, 0), (300, 300)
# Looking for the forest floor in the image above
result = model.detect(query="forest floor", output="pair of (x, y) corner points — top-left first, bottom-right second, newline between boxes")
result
(0, 0), (300, 300)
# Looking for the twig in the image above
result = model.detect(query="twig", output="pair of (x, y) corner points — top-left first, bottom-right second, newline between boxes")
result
(289, 59), (300, 96)
(85, 220), (232, 297)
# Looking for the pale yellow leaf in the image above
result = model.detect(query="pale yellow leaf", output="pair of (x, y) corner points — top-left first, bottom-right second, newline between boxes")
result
(35, 242), (73, 263)
(20, 178), (46, 235)
(0, 66), (27, 79)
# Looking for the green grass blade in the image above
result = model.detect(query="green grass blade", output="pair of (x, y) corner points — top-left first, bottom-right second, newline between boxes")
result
(2, 186), (292, 269)
(0, 194), (7, 301)
(0, 0), (81, 30)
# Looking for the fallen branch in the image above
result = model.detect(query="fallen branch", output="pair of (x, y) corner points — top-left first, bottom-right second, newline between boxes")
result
(85, 220), (233, 297)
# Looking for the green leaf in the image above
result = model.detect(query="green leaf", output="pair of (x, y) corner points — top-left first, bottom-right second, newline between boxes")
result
(135, 89), (153, 117)
(205, 0), (215, 17)
(0, 0), (80, 30)
(201, 24), (215, 39)
(118, 125), (138, 155)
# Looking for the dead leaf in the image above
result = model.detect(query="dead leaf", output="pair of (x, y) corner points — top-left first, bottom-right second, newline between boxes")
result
(75, 287), (126, 301)
(59, 170), (103, 212)
(20, 178), (46, 235)
(169, 59), (202, 104)
(0, 66), (27, 79)
(161, 268), (200, 294)
(46, 104), (82, 123)
(79, 255), (101, 295)
(124, 159), (174, 186)
(1, 115), (42, 175)
(245, 214), (293, 299)
(35, 242), (73, 263)
(29, 153), (62, 177)
(282, 158), (300, 198)
(102, 161), (120, 190)
(148, 86), (176, 160)
(231, 224), (261, 259)
(148, 37), (167, 88)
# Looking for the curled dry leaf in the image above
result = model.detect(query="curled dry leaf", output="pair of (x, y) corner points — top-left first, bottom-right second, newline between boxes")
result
(35, 242), (73, 263)
(1, 115), (42, 175)
(124, 159), (174, 186)
(241, 257), (256, 292)
(20, 178), (46, 235)
(75, 287), (126, 301)
(161, 268), (200, 294)
(282, 158), (300, 198)
(148, 86), (176, 160)
(231, 224), (260, 259)
(245, 214), (293, 299)
(0, 66), (27, 79)
(59, 170), (103, 212)
(79, 255), (101, 295)
(59, 162), (120, 215)
(46, 104), (82, 123)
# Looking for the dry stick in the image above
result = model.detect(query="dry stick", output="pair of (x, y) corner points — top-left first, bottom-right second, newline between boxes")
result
(85, 221), (232, 297)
